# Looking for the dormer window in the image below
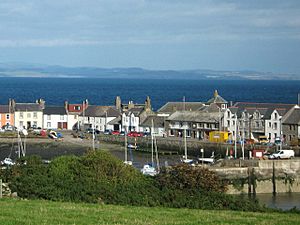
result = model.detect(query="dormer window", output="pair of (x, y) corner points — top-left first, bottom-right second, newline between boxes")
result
(274, 112), (278, 120)
(74, 106), (81, 110)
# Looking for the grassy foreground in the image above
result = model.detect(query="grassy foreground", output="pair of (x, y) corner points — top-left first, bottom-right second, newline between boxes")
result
(0, 199), (299, 225)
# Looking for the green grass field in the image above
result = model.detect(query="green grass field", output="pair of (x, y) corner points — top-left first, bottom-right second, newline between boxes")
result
(0, 198), (299, 225)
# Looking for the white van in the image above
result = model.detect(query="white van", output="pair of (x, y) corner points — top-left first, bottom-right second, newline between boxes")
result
(270, 150), (295, 159)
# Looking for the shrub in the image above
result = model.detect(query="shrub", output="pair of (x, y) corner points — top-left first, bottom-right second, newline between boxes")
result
(156, 164), (227, 193)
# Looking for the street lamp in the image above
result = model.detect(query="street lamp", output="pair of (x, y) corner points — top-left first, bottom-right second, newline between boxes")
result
(200, 148), (204, 165)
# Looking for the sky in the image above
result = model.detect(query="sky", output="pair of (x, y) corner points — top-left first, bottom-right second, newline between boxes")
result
(0, 0), (300, 74)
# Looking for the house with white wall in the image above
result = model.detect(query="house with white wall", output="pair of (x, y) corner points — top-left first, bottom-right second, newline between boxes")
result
(13, 99), (44, 129)
(79, 106), (121, 132)
(43, 106), (68, 130)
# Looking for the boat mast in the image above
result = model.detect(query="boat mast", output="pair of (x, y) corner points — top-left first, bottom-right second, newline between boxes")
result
(184, 128), (187, 160)
(151, 119), (154, 166)
(124, 130), (128, 162)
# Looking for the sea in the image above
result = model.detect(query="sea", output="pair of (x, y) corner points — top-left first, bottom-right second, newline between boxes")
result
(0, 77), (299, 108)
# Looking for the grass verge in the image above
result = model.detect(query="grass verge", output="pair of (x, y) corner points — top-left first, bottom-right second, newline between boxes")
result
(0, 198), (299, 225)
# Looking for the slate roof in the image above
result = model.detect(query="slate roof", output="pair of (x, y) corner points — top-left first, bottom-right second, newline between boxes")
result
(82, 106), (120, 117)
(166, 111), (220, 123)
(207, 95), (228, 104)
(15, 103), (43, 112)
(282, 107), (300, 125)
(229, 102), (295, 119)
(157, 102), (205, 113)
(140, 115), (166, 128)
(124, 107), (144, 116)
(43, 106), (67, 115)
(0, 105), (10, 113)
(108, 116), (122, 125)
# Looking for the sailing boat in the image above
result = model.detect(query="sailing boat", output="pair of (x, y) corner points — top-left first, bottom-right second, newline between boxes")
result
(141, 119), (159, 176)
(2, 128), (27, 166)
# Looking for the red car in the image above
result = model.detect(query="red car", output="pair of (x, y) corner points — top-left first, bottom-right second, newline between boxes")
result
(111, 130), (120, 135)
(127, 131), (144, 137)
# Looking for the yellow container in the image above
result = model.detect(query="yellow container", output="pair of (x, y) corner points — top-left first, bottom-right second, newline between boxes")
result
(209, 131), (229, 143)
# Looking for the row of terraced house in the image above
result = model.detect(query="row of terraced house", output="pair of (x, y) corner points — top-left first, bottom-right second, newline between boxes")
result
(0, 91), (299, 145)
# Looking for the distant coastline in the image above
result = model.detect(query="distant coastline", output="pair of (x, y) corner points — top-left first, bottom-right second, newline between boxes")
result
(0, 63), (299, 80)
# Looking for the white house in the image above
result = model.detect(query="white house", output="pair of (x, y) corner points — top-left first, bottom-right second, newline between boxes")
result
(79, 106), (121, 131)
(14, 99), (44, 129)
(43, 106), (68, 130)
(122, 108), (144, 132)
(223, 102), (295, 142)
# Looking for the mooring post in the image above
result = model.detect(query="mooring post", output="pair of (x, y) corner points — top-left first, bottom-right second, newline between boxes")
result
(248, 167), (252, 195)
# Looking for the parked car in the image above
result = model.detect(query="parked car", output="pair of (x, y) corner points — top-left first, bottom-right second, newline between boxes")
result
(143, 132), (151, 137)
(111, 130), (120, 135)
(103, 129), (112, 135)
(269, 150), (295, 159)
(119, 131), (125, 136)
(86, 128), (100, 134)
(2, 125), (15, 132)
(127, 131), (144, 137)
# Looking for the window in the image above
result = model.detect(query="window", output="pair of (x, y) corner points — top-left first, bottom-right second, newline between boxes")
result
(20, 112), (23, 119)
(227, 120), (230, 126)
(74, 115), (78, 119)
(47, 115), (51, 120)
(33, 112), (37, 119)
(256, 121), (259, 128)
(60, 115), (64, 120)
(74, 106), (81, 110)
(19, 121), (23, 128)
(274, 122), (277, 130)
(232, 120), (235, 126)
(274, 113), (278, 120)
(268, 122), (271, 128)
(47, 122), (51, 128)
(27, 113), (31, 118)
(33, 121), (37, 126)
(6, 114), (10, 120)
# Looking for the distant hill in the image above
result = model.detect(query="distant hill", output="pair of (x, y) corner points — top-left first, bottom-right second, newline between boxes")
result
(0, 63), (299, 80)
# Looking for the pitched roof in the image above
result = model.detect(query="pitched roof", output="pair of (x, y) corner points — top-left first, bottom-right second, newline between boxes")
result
(43, 106), (67, 115)
(108, 116), (122, 125)
(82, 105), (120, 117)
(206, 90), (228, 104)
(0, 105), (10, 113)
(282, 106), (300, 125)
(15, 103), (43, 112)
(166, 111), (220, 123)
(140, 115), (166, 128)
(124, 107), (144, 116)
(230, 102), (295, 119)
(157, 102), (205, 113)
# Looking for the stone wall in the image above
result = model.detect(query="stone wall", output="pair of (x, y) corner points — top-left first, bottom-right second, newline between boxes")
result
(211, 160), (300, 194)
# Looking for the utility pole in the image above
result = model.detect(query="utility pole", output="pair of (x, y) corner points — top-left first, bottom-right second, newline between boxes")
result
(184, 127), (187, 160)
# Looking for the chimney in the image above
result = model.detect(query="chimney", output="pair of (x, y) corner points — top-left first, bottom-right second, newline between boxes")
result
(64, 101), (69, 112)
(115, 96), (121, 110)
(145, 96), (151, 111)
(9, 98), (16, 113)
(37, 98), (45, 109)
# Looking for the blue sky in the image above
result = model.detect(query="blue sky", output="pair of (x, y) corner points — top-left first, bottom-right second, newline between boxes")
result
(0, 0), (300, 73)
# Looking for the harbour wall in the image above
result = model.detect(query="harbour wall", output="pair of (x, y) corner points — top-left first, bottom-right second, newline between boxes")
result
(211, 160), (300, 194)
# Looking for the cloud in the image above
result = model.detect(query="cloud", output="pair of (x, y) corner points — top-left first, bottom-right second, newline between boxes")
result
(0, 0), (300, 48)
